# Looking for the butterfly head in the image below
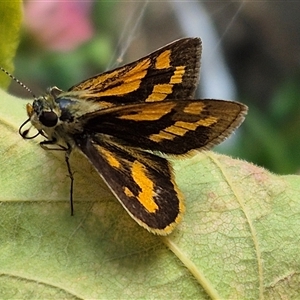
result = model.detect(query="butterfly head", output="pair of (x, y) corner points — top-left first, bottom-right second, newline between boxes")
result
(19, 87), (62, 139)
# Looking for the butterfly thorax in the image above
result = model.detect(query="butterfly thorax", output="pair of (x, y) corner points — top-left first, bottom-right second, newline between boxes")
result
(26, 86), (100, 146)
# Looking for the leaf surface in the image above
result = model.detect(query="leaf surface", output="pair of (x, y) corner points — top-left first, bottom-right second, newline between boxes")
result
(1, 90), (300, 299)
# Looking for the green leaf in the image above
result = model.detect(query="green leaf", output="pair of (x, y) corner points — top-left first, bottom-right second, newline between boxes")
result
(1, 89), (300, 299)
(0, 1), (23, 89)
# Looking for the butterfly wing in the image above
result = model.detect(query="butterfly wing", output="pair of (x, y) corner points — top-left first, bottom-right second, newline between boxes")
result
(68, 38), (201, 105)
(79, 99), (247, 155)
(75, 134), (184, 235)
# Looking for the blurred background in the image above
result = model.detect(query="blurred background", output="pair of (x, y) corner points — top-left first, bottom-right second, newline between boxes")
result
(9, 1), (300, 175)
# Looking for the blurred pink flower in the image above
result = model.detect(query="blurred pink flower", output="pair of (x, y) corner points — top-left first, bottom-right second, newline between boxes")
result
(24, 1), (94, 52)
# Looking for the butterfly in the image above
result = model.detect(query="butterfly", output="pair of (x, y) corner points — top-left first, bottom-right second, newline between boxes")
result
(17, 37), (247, 235)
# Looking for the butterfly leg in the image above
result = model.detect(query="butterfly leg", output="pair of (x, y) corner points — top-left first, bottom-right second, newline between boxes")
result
(40, 140), (75, 216)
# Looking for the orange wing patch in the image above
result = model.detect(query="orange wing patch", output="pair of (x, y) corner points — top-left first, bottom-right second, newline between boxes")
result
(149, 116), (219, 142)
(131, 161), (158, 213)
(155, 49), (171, 69)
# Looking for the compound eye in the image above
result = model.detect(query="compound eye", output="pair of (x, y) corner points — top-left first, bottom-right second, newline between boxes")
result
(39, 111), (58, 127)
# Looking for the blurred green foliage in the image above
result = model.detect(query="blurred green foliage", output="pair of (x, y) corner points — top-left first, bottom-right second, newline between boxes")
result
(238, 76), (300, 174)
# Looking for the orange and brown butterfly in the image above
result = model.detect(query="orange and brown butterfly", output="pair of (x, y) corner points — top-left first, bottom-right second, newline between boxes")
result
(17, 37), (247, 235)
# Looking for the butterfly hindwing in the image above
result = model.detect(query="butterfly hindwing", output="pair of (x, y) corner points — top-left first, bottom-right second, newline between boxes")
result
(75, 134), (183, 235)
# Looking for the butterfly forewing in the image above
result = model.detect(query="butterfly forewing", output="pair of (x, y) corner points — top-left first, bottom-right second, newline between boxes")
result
(68, 38), (201, 106)
(79, 99), (247, 155)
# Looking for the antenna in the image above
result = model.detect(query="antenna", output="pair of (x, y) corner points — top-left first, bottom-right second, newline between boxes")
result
(0, 67), (37, 99)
